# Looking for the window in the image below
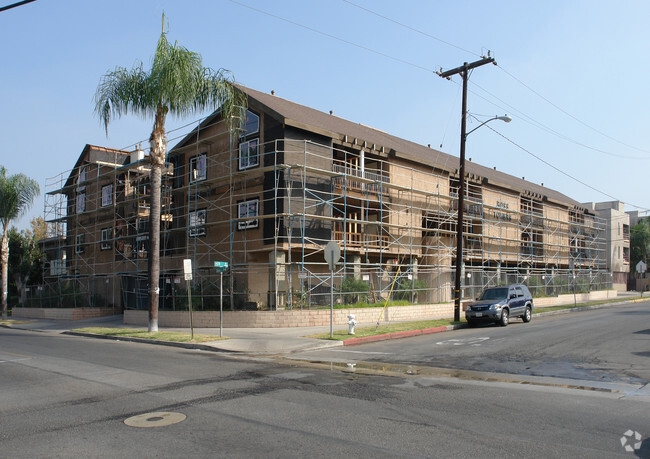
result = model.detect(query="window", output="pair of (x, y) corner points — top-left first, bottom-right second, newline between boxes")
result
(136, 236), (148, 258)
(100, 227), (112, 250)
(190, 154), (207, 182)
(189, 209), (207, 237)
(238, 198), (259, 230)
(242, 110), (259, 137)
(101, 184), (113, 207)
(77, 166), (86, 186)
(76, 192), (85, 214)
(239, 138), (259, 170)
(75, 234), (85, 254)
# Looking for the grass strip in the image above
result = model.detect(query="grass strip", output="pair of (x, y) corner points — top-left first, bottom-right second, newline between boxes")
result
(72, 327), (226, 343)
(0, 319), (31, 325)
(308, 319), (463, 341)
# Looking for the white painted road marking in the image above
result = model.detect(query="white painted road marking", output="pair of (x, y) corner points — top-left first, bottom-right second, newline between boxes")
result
(436, 337), (490, 346)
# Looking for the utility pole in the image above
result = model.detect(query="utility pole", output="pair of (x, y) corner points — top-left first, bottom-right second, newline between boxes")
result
(438, 56), (496, 322)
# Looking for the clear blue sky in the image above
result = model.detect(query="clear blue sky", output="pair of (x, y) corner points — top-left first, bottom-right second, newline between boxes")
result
(2, 0), (649, 230)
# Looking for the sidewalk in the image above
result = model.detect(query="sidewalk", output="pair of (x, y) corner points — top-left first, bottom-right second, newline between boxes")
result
(5, 314), (349, 355)
(5, 292), (645, 355)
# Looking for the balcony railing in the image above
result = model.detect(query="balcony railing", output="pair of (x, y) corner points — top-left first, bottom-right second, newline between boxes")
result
(333, 228), (389, 249)
(332, 164), (388, 195)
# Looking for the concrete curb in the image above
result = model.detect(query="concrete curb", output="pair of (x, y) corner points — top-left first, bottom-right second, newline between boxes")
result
(343, 324), (464, 346)
(62, 331), (229, 353)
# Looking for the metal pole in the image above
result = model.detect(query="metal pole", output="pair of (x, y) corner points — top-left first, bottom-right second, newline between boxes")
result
(219, 271), (223, 338)
(330, 267), (334, 339)
(187, 280), (194, 340)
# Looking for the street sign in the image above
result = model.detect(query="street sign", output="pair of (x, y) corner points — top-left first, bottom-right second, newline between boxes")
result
(324, 241), (340, 271)
(637, 260), (647, 274)
(214, 261), (229, 273)
(183, 259), (192, 281)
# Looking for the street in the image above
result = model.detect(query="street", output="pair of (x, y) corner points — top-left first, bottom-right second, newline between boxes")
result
(1, 303), (649, 457)
(294, 301), (650, 386)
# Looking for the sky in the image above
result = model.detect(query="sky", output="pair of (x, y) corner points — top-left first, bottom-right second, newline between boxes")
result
(2, 0), (649, 231)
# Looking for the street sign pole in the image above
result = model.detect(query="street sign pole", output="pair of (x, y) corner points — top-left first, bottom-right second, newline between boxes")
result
(214, 261), (229, 338)
(324, 242), (340, 339)
(220, 271), (223, 338)
(183, 259), (194, 340)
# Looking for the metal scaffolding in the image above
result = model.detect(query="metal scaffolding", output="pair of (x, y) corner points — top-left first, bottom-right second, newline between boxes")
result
(35, 116), (609, 311)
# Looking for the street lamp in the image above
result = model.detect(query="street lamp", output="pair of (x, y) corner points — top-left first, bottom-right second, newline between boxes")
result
(466, 115), (512, 136)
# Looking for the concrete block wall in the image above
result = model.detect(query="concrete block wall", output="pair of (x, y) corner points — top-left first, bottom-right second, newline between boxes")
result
(123, 303), (457, 328)
(13, 307), (117, 320)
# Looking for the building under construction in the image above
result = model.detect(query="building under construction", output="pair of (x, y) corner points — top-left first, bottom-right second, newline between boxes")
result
(37, 86), (608, 311)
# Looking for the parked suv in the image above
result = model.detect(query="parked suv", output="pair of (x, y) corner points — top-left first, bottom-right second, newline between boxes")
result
(465, 284), (533, 326)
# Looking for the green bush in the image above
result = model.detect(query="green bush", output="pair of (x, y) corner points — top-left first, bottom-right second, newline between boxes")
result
(393, 278), (428, 302)
(339, 277), (370, 305)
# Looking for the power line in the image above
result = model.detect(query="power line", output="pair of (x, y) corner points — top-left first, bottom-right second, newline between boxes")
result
(496, 63), (650, 155)
(483, 122), (650, 212)
(0, 0), (36, 12)
(341, 0), (480, 58)
(225, 0), (648, 211)
(227, 0), (436, 73)
(341, 0), (650, 158)
(468, 80), (650, 160)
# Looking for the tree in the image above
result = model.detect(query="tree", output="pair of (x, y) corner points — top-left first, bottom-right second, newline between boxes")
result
(94, 14), (245, 331)
(8, 227), (43, 306)
(631, 218), (650, 269)
(0, 166), (40, 319)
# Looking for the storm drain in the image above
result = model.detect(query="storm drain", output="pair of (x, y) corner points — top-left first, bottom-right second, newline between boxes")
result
(124, 412), (186, 428)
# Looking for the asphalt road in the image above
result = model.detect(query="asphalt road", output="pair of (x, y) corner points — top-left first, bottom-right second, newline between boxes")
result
(1, 304), (649, 457)
(294, 301), (650, 386)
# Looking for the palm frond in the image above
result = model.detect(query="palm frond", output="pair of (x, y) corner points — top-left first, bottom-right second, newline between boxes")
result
(94, 64), (153, 134)
(0, 168), (40, 229)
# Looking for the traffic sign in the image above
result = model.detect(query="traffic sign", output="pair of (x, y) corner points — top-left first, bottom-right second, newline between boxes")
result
(324, 241), (340, 271)
(214, 261), (229, 273)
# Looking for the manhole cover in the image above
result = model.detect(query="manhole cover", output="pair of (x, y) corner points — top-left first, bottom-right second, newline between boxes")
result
(124, 412), (186, 428)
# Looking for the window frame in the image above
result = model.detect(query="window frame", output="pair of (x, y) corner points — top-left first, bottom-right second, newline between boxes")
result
(189, 153), (207, 182)
(101, 184), (113, 207)
(238, 138), (260, 170)
(237, 198), (259, 230)
(75, 234), (85, 254)
(242, 109), (259, 137)
(100, 227), (112, 250)
(188, 208), (207, 237)
(76, 192), (86, 214)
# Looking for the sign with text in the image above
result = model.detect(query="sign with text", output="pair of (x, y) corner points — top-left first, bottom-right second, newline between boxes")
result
(183, 259), (192, 281)
(214, 261), (229, 273)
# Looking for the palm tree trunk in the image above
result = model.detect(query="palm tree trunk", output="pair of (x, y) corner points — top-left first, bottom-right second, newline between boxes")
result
(1, 227), (9, 320)
(148, 165), (161, 332)
(147, 106), (167, 332)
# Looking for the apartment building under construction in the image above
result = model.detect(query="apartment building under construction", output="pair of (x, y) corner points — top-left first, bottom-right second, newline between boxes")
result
(39, 85), (608, 311)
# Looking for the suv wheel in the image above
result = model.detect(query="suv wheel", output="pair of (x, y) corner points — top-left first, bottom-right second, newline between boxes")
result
(499, 309), (509, 327)
(522, 306), (532, 323)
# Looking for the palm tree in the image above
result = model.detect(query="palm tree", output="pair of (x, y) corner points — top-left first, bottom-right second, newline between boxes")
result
(0, 166), (40, 319)
(95, 15), (246, 332)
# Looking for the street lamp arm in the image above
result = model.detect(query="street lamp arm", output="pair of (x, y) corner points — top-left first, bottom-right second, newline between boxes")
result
(465, 115), (512, 138)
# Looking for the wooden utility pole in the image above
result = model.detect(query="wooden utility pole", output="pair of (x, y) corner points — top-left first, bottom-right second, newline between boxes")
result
(438, 56), (495, 322)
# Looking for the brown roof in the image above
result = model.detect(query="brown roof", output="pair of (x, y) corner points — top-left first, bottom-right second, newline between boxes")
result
(63, 144), (131, 189)
(172, 85), (586, 210)
(237, 86), (585, 210)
